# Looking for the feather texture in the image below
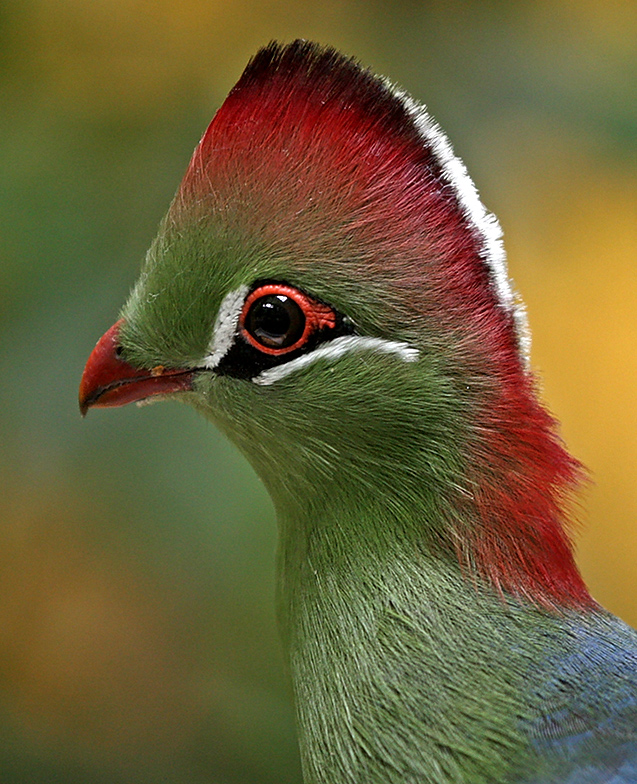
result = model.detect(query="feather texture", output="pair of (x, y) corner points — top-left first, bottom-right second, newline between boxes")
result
(82, 40), (637, 784)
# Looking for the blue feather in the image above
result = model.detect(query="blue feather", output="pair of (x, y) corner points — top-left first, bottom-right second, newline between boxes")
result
(521, 613), (637, 782)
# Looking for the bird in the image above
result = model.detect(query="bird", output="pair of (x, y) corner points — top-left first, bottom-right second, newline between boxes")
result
(79, 40), (637, 784)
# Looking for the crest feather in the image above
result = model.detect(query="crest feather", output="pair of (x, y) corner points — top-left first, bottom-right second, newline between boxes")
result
(179, 40), (526, 353)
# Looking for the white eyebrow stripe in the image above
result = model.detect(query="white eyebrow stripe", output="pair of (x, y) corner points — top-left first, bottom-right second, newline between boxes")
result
(253, 335), (419, 386)
(202, 284), (249, 369)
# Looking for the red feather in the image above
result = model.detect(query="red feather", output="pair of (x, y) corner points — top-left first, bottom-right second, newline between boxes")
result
(177, 40), (592, 609)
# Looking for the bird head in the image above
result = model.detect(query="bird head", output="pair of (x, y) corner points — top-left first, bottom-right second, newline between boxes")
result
(80, 41), (590, 608)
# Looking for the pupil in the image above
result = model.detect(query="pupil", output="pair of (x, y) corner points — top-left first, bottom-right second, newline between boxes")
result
(246, 294), (305, 349)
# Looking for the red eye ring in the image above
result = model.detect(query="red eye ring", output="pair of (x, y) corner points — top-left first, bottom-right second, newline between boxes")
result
(240, 283), (337, 356)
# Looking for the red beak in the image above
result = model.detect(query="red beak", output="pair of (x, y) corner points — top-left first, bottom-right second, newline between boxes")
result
(79, 319), (195, 416)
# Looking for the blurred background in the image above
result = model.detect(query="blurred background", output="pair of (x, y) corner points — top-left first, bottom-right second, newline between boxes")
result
(1, 1), (635, 781)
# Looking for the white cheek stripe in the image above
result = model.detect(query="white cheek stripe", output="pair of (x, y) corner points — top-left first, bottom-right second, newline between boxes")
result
(202, 285), (249, 369)
(253, 335), (419, 386)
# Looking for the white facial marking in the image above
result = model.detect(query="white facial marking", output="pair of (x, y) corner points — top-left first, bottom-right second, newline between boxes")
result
(387, 82), (531, 362)
(253, 335), (419, 386)
(202, 284), (249, 369)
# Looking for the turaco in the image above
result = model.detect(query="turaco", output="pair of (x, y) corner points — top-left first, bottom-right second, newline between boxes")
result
(79, 41), (637, 784)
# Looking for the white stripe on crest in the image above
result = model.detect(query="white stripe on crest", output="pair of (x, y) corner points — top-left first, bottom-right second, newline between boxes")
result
(387, 82), (531, 361)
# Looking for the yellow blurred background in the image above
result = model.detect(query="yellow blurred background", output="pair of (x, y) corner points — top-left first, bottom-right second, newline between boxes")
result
(1, 1), (635, 781)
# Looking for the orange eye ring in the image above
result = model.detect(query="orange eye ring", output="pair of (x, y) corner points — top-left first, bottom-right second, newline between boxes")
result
(240, 283), (337, 356)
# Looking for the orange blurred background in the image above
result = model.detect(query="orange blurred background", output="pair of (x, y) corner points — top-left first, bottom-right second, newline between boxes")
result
(1, 2), (635, 781)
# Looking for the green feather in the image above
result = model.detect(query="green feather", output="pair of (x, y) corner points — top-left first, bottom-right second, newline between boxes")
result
(98, 41), (637, 784)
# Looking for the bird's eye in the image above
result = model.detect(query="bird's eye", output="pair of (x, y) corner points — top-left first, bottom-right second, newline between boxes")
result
(240, 283), (337, 356)
(245, 294), (305, 349)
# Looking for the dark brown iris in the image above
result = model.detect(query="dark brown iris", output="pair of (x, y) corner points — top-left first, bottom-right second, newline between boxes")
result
(244, 293), (306, 349)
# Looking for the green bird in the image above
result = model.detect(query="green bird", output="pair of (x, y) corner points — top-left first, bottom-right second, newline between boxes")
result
(80, 41), (637, 784)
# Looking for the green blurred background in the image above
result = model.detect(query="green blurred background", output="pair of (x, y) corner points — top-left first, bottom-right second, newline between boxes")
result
(1, 1), (635, 781)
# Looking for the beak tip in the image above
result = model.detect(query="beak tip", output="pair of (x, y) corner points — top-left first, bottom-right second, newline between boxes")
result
(79, 320), (125, 416)
(79, 319), (194, 412)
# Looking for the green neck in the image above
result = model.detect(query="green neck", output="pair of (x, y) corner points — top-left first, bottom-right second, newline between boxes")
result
(192, 358), (585, 782)
(274, 495), (548, 784)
